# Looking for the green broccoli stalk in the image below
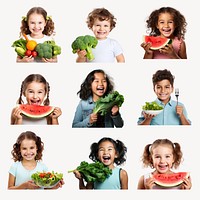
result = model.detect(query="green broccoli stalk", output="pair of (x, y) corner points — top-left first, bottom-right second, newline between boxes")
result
(71, 35), (98, 61)
(93, 91), (124, 116)
(68, 161), (112, 183)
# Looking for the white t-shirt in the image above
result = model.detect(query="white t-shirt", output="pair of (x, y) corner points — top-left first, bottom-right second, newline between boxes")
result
(88, 37), (123, 63)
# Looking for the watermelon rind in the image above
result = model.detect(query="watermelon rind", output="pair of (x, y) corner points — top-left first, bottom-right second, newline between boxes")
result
(143, 35), (171, 50)
(152, 172), (189, 188)
(18, 104), (54, 119)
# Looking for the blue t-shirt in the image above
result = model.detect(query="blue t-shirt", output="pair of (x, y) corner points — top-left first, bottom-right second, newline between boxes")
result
(94, 167), (121, 190)
(9, 161), (48, 187)
(137, 98), (191, 125)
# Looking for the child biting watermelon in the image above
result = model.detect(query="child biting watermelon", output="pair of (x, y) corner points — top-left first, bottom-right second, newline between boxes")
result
(11, 74), (62, 125)
(137, 138), (192, 190)
(141, 7), (187, 59)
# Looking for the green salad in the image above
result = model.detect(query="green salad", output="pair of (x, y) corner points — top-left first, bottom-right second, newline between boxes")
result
(31, 171), (63, 188)
(142, 101), (163, 110)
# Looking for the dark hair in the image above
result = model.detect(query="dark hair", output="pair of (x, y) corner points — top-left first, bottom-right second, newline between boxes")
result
(77, 69), (114, 100)
(20, 7), (55, 36)
(152, 69), (175, 87)
(89, 137), (127, 165)
(11, 131), (44, 162)
(86, 8), (116, 31)
(142, 138), (183, 169)
(17, 74), (50, 106)
(146, 7), (187, 39)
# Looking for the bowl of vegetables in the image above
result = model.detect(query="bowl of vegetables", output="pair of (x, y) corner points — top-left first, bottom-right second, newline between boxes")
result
(31, 171), (63, 189)
(142, 101), (164, 116)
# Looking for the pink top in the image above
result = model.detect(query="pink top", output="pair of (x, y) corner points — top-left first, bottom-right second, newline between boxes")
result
(153, 37), (182, 59)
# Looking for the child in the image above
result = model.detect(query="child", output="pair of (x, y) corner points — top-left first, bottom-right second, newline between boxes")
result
(141, 7), (187, 59)
(137, 138), (192, 189)
(76, 7), (125, 63)
(17, 7), (57, 62)
(11, 74), (62, 125)
(72, 69), (124, 127)
(8, 131), (64, 189)
(137, 69), (191, 125)
(73, 137), (128, 189)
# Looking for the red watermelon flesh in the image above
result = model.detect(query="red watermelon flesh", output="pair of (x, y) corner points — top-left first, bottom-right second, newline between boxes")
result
(19, 104), (54, 119)
(153, 172), (189, 187)
(143, 35), (171, 50)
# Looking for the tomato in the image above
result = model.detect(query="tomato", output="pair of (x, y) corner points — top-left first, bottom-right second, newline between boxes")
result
(31, 51), (38, 57)
(25, 50), (32, 57)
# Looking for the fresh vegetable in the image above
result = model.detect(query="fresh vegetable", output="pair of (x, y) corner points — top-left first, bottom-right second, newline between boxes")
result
(143, 35), (172, 50)
(31, 50), (38, 57)
(12, 38), (27, 57)
(25, 50), (32, 57)
(44, 40), (61, 56)
(68, 161), (112, 183)
(35, 43), (53, 59)
(18, 104), (54, 119)
(71, 35), (98, 60)
(142, 101), (163, 110)
(152, 172), (189, 187)
(31, 171), (63, 188)
(23, 33), (37, 51)
(93, 91), (124, 116)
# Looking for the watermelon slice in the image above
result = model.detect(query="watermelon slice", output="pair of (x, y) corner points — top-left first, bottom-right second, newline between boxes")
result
(143, 35), (171, 50)
(152, 172), (189, 187)
(18, 104), (54, 119)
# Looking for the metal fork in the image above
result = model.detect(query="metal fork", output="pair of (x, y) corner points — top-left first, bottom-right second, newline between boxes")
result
(175, 88), (179, 105)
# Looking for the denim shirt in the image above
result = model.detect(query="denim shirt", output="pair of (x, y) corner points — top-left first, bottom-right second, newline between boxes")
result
(137, 98), (191, 125)
(72, 96), (124, 128)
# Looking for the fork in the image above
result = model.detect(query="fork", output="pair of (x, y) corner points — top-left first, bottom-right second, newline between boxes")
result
(175, 88), (179, 105)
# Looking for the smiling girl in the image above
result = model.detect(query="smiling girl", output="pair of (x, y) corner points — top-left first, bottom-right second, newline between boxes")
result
(73, 137), (128, 189)
(137, 139), (192, 189)
(11, 74), (62, 125)
(76, 8), (125, 63)
(141, 7), (187, 59)
(72, 69), (124, 128)
(17, 7), (57, 62)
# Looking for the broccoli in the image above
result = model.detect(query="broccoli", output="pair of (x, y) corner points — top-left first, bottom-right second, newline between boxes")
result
(44, 40), (61, 56)
(35, 43), (53, 59)
(71, 35), (98, 61)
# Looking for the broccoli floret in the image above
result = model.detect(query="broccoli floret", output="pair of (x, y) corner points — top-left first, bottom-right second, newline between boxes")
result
(71, 35), (98, 60)
(35, 43), (53, 59)
(44, 40), (61, 56)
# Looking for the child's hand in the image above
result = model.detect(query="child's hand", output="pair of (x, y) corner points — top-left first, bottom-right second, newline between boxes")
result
(73, 170), (83, 180)
(111, 105), (119, 116)
(141, 42), (153, 54)
(77, 49), (87, 59)
(90, 113), (98, 124)
(181, 176), (192, 190)
(49, 179), (65, 189)
(17, 55), (34, 62)
(176, 105), (184, 116)
(143, 111), (156, 120)
(159, 44), (178, 58)
(51, 107), (62, 119)
(144, 177), (155, 189)
(41, 57), (57, 63)
(12, 106), (23, 124)
(25, 180), (40, 189)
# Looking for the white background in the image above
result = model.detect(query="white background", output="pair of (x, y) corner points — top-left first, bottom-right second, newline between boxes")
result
(0, 0), (198, 199)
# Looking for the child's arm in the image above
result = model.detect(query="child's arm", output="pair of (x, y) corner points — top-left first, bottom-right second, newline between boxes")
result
(178, 40), (187, 59)
(42, 56), (58, 63)
(138, 112), (155, 125)
(16, 55), (34, 62)
(116, 53), (125, 62)
(47, 107), (62, 125)
(181, 176), (192, 189)
(176, 105), (191, 125)
(120, 169), (128, 189)
(141, 42), (154, 59)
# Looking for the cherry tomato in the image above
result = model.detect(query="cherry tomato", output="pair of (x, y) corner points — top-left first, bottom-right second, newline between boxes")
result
(31, 51), (38, 57)
(25, 50), (32, 57)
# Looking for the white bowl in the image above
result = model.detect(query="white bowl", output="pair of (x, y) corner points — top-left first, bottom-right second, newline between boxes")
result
(143, 109), (163, 116)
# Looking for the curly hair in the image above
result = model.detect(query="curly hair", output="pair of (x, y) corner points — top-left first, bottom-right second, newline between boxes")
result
(20, 7), (55, 36)
(11, 131), (44, 162)
(86, 8), (116, 31)
(17, 74), (50, 106)
(89, 137), (127, 165)
(77, 69), (114, 100)
(142, 138), (183, 169)
(152, 69), (175, 88)
(146, 7), (187, 39)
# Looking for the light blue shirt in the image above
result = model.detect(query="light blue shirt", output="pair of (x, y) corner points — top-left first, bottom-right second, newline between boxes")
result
(137, 98), (191, 125)
(94, 167), (121, 190)
(72, 96), (124, 128)
(9, 161), (48, 187)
